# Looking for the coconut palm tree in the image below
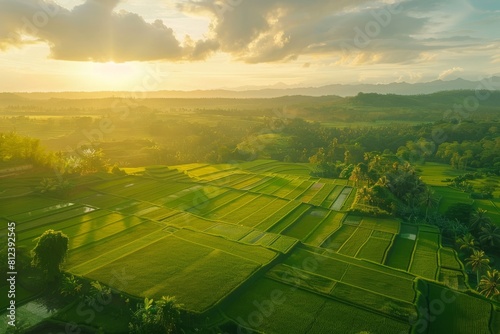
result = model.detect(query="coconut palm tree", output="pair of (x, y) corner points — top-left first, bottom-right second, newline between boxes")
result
(376, 175), (390, 187)
(420, 187), (438, 221)
(466, 250), (490, 286)
(469, 208), (491, 233)
(456, 233), (478, 254)
(478, 270), (500, 299)
(356, 186), (372, 205)
(479, 224), (500, 250)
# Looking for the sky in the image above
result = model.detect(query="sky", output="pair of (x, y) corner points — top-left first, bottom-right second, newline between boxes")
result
(0, 0), (499, 92)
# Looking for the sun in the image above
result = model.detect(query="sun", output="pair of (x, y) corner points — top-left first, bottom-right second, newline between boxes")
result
(85, 61), (146, 90)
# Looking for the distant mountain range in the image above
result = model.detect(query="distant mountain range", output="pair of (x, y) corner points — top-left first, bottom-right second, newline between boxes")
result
(5, 77), (500, 99)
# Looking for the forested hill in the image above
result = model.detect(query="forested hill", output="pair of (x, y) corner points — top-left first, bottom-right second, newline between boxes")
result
(0, 90), (499, 123)
(350, 90), (500, 108)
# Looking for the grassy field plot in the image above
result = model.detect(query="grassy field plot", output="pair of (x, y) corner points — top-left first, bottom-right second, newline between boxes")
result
(433, 186), (473, 213)
(164, 212), (218, 231)
(385, 231), (416, 271)
(185, 189), (243, 215)
(78, 193), (128, 209)
(266, 263), (336, 294)
(15, 206), (97, 233)
(239, 230), (278, 246)
(342, 264), (415, 302)
(137, 206), (179, 221)
(68, 216), (148, 249)
(356, 236), (392, 263)
(18, 210), (120, 244)
(330, 187), (352, 211)
(65, 221), (165, 268)
(254, 176), (293, 195)
(304, 211), (345, 246)
(238, 198), (290, 228)
(438, 268), (467, 290)
(284, 247), (349, 281)
(415, 231), (440, 253)
(268, 235), (297, 253)
(229, 174), (269, 190)
(84, 234), (260, 313)
(410, 250), (438, 280)
(205, 223), (253, 240)
(359, 217), (400, 234)
(321, 224), (357, 251)
(265, 163), (313, 176)
(372, 230), (394, 239)
(308, 183), (336, 207)
(7, 201), (77, 222)
(174, 229), (277, 264)
(338, 227), (373, 257)
(281, 207), (328, 240)
(224, 278), (410, 334)
(204, 193), (260, 220)
(254, 200), (302, 231)
(341, 187), (357, 211)
(215, 194), (274, 224)
(208, 173), (254, 188)
(272, 178), (304, 198)
(417, 280), (492, 334)
(321, 185), (344, 208)
(283, 180), (313, 200)
(296, 182), (324, 203)
(331, 282), (416, 320)
(267, 204), (310, 234)
(439, 247), (463, 270)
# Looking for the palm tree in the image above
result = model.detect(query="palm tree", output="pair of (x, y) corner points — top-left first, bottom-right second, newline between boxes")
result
(478, 270), (500, 299)
(469, 208), (491, 232)
(357, 186), (372, 205)
(376, 175), (390, 188)
(420, 187), (437, 221)
(350, 165), (362, 187)
(466, 250), (490, 286)
(479, 224), (500, 250)
(455, 233), (478, 254)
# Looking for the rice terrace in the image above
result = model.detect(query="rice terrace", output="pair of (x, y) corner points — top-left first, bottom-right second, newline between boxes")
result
(2, 0), (500, 333)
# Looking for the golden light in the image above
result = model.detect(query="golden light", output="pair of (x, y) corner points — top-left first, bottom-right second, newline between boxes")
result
(85, 61), (146, 90)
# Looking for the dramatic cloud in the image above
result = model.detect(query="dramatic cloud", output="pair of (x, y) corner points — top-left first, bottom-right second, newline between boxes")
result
(0, 0), (498, 66)
(180, 0), (499, 65)
(0, 0), (217, 62)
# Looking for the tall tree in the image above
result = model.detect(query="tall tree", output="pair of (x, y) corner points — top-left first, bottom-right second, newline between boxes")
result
(478, 270), (500, 299)
(31, 230), (69, 282)
(469, 208), (491, 233)
(466, 250), (490, 286)
(420, 187), (438, 221)
(479, 224), (500, 250)
(129, 296), (181, 334)
(455, 233), (478, 254)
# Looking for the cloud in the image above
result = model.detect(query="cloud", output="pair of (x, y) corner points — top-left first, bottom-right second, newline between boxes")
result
(0, 0), (498, 67)
(180, 0), (496, 65)
(0, 0), (217, 62)
(438, 67), (464, 80)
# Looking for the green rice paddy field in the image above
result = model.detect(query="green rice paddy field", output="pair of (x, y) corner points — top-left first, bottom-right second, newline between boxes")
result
(0, 160), (496, 333)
